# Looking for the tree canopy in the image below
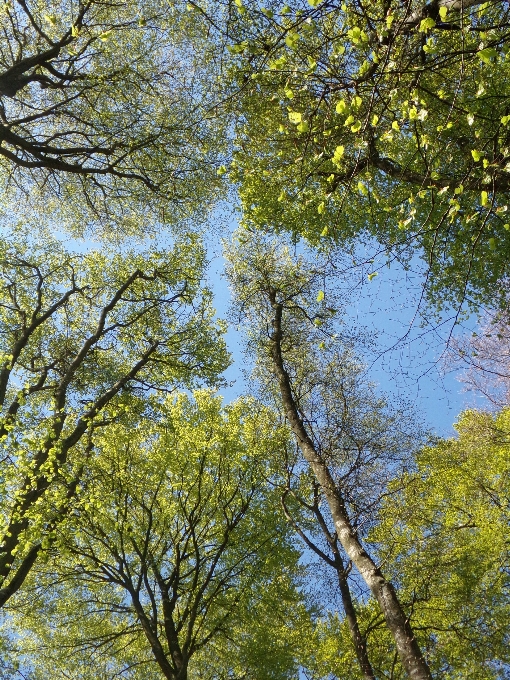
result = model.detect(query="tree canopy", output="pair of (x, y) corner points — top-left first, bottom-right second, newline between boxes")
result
(227, 0), (510, 310)
(0, 0), (229, 234)
(0, 231), (228, 609)
(2, 391), (312, 680)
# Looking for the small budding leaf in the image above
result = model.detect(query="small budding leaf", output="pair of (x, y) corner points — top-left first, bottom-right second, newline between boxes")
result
(288, 111), (302, 124)
(471, 149), (482, 161)
(367, 272), (378, 281)
(481, 190), (489, 206)
(317, 290), (325, 302)
(317, 201), (325, 214)
(439, 6), (448, 20)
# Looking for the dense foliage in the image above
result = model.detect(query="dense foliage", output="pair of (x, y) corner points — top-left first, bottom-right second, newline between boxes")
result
(0, 2), (508, 678)
(227, 0), (510, 310)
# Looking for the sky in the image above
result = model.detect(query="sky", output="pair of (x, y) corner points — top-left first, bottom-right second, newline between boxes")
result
(206, 220), (485, 438)
(48, 207), (485, 439)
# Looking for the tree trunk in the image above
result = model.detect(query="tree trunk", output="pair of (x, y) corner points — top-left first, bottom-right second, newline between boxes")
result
(269, 301), (433, 680)
(333, 545), (376, 680)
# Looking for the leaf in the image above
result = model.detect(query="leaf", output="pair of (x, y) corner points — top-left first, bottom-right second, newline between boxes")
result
(471, 150), (482, 161)
(317, 201), (325, 214)
(284, 88), (294, 99)
(316, 290), (325, 301)
(288, 111), (302, 124)
(216, 165), (227, 176)
(296, 121), (309, 133)
(481, 190), (489, 206)
(488, 237), (496, 250)
(367, 272), (378, 281)
(351, 120), (362, 133)
(372, 114), (379, 126)
(335, 100), (347, 114)
(332, 145), (344, 163)
(419, 17), (436, 32)
(392, 121), (400, 131)
(285, 31), (300, 48)
(478, 48), (497, 63)
(439, 5), (448, 20)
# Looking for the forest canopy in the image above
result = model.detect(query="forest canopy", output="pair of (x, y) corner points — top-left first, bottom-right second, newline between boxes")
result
(0, 1), (509, 679)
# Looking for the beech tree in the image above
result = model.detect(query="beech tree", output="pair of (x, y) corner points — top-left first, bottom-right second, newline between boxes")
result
(0, 232), (228, 610)
(226, 232), (433, 680)
(2, 392), (312, 680)
(226, 0), (510, 310)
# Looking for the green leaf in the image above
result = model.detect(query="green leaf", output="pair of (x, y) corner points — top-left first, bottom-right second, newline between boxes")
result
(471, 150), (482, 161)
(481, 190), (489, 206)
(285, 31), (300, 48)
(419, 17), (436, 32)
(288, 111), (302, 124)
(478, 48), (497, 63)
(335, 100), (347, 114)
(316, 290), (324, 301)
(367, 271), (378, 281)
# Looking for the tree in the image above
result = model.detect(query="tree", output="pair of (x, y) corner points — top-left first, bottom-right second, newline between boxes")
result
(447, 308), (510, 408)
(226, 0), (510, 310)
(366, 407), (510, 678)
(2, 391), (313, 680)
(0, 0), (229, 233)
(226, 232), (433, 680)
(0, 231), (228, 609)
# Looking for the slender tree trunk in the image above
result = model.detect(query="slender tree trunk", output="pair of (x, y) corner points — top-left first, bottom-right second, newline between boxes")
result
(332, 543), (376, 680)
(269, 301), (433, 680)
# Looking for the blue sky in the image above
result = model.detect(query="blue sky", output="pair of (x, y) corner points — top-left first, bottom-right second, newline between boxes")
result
(206, 223), (485, 438)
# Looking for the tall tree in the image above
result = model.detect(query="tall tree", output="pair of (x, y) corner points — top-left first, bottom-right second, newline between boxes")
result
(367, 406), (510, 678)
(227, 0), (510, 310)
(0, 231), (228, 609)
(226, 232), (433, 680)
(2, 391), (312, 680)
(0, 0), (230, 233)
